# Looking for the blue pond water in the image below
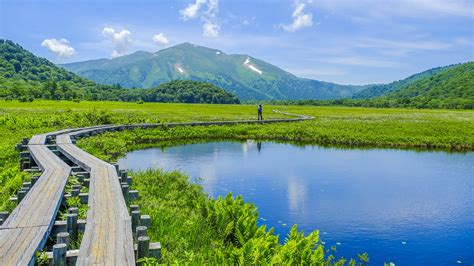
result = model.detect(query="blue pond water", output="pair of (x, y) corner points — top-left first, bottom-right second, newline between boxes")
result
(119, 140), (473, 265)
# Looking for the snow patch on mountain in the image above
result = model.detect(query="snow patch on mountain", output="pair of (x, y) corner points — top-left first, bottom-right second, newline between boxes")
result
(175, 65), (185, 74)
(243, 57), (262, 75)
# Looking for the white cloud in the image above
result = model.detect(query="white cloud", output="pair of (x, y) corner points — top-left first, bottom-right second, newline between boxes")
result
(180, 0), (220, 37)
(102, 27), (132, 57)
(180, 0), (207, 20)
(282, 1), (313, 32)
(203, 21), (220, 37)
(152, 33), (170, 45)
(41, 38), (76, 58)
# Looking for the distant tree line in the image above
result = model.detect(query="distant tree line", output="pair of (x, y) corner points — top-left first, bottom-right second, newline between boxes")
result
(260, 97), (473, 110)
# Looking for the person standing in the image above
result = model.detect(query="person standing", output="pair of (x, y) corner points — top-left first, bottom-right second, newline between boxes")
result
(258, 104), (263, 120)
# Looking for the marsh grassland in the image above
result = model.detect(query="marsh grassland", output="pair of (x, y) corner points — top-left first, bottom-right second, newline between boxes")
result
(1, 100), (473, 264)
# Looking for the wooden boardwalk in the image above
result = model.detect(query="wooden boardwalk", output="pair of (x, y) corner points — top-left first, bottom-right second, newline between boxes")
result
(0, 112), (312, 265)
(0, 128), (78, 265)
(57, 126), (136, 265)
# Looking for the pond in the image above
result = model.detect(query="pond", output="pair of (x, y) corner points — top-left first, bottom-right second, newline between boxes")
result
(119, 140), (473, 265)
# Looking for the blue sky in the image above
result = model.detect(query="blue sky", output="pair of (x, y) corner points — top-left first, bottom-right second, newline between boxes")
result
(0, 0), (473, 84)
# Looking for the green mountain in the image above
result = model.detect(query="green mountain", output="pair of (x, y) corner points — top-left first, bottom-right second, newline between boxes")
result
(0, 40), (239, 104)
(352, 64), (457, 99)
(61, 43), (365, 100)
(277, 61), (473, 109)
(379, 61), (474, 108)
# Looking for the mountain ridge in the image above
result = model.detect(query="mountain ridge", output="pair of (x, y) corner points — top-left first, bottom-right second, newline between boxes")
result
(60, 42), (365, 100)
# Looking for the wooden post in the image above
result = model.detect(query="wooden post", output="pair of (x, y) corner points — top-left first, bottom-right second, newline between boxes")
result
(23, 182), (31, 190)
(136, 226), (148, 238)
(127, 176), (133, 186)
(68, 207), (78, 215)
(57, 232), (70, 245)
(17, 189), (27, 203)
(16, 143), (23, 151)
(21, 186), (30, 193)
(0, 218), (3, 226)
(137, 236), (150, 264)
(140, 215), (151, 228)
(31, 175), (39, 185)
(131, 210), (141, 234)
(53, 243), (67, 266)
(20, 161), (30, 171)
(71, 189), (80, 197)
(120, 170), (128, 184)
(0, 211), (9, 221)
(67, 213), (78, 241)
(113, 163), (120, 175)
(130, 205), (139, 213)
(72, 184), (82, 191)
(83, 179), (90, 188)
(76, 174), (85, 183)
(122, 183), (130, 205)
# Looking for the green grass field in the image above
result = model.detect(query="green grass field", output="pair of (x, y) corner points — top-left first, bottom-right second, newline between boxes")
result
(1, 100), (473, 264)
(1, 100), (473, 209)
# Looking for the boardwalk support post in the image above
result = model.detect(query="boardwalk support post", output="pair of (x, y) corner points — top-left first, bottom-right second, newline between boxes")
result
(137, 236), (150, 264)
(122, 183), (130, 205)
(120, 170), (128, 183)
(131, 210), (141, 234)
(136, 226), (148, 238)
(53, 243), (67, 266)
(31, 175), (39, 185)
(68, 207), (78, 215)
(130, 205), (139, 213)
(113, 163), (120, 175)
(71, 188), (80, 197)
(140, 215), (151, 228)
(17, 189), (27, 203)
(67, 213), (78, 242)
(57, 232), (70, 245)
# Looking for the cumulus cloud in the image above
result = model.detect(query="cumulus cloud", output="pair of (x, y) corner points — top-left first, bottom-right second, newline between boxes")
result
(152, 33), (170, 45)
(41, 38), (76, 58)
(180, 0), (220, 37)
(102, 27), (132, 57)
(180, 0), (207, 20)
(203, 21), (220, 37)
(282, 1), (313, 32)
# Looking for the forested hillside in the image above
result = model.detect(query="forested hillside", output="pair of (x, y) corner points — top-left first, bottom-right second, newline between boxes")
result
(0, 40), (239, 104)
(143, 80), (239, 104)
(269, 62), (473, 109)
(383, 62), (473, 105)
(352, 65), (455, 99)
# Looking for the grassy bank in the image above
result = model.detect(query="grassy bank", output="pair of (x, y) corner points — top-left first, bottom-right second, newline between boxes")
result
(122, 169), (363, 264)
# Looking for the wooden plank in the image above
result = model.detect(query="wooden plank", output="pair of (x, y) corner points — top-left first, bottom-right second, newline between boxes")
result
(57, 127), (135, 265)
(0, 125), (113, 265)
(0, 141), (71, 264)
